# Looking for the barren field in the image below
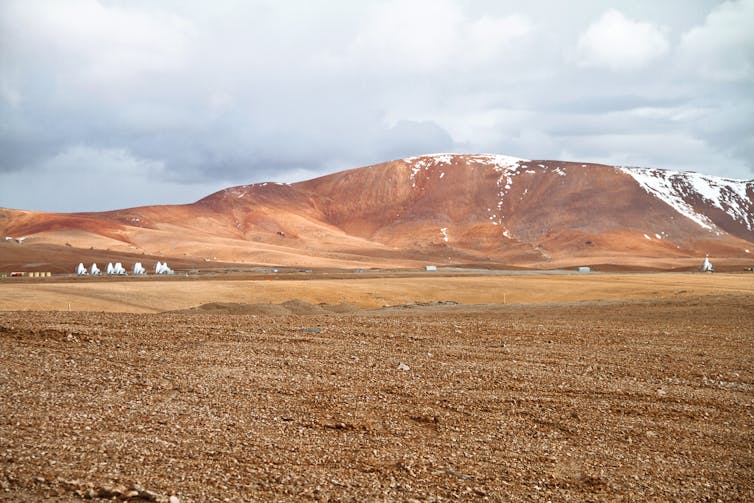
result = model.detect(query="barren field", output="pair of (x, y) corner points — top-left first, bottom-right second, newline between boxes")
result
(1, 274), (753, 501)
(1, 271), (753, 313)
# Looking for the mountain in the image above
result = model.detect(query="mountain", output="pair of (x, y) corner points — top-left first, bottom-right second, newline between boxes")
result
(1, 154), (753, 272)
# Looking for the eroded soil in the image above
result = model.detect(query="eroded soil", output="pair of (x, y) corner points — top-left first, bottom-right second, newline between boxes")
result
(1, 296), (753, 501)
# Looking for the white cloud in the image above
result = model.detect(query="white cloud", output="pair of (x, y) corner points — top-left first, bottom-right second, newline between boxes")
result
(2, 0), (194, 87)
(679, 0), (754, 82)
(348, 0), (531, 72)
(0, 78), (22, 108)
(575, 9), (669, 71)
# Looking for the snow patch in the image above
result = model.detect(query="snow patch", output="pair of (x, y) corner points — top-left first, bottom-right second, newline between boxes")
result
(440, 227), (448, 242)
(409, 164), (422, 187)
(620, 166), (754, 231)
(403, 153), (529, 191)
(404, 153), (455, 165)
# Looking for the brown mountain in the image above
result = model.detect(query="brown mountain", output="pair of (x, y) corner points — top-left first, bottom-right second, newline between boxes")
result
(1, 154), (753, 272)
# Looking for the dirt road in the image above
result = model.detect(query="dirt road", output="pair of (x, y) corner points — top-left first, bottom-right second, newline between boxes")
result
(1, 295), (752, 501)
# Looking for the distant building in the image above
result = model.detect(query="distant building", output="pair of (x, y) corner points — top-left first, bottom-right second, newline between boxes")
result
(425, 265), (438, 271)
(701, 255), (714, 272)
(578, 266), (591, 273)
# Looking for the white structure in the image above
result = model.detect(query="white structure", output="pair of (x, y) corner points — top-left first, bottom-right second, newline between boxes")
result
(701, 255), (714, 272)
(154, 261), (174, 275)
(76, 263), (88, 275)
(133, 262), (146, 275)
(112, 262), (127, 275)
(578, 266), (591, 273)
(425, 265), (438, 271)
(106, 262), (115, 275)
(90, 263), (101, 275)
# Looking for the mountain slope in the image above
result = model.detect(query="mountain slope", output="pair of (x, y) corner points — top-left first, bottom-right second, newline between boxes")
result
(1, 154), (752, 271)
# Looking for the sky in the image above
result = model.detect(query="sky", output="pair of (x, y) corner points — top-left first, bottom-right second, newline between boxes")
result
(1, 0), (753, 212)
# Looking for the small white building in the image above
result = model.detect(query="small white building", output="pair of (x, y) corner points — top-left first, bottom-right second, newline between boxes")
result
(701, 255), (714, 272)
(425, 265), (438, 271)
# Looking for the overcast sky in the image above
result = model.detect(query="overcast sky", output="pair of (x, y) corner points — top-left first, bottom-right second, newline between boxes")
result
(1, 0), (753, 212)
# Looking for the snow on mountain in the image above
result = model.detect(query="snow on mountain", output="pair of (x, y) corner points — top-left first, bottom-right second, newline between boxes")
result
(620, 166), (754, 232)
(2, 153), (752, 271)
(403, 153), (529, 188)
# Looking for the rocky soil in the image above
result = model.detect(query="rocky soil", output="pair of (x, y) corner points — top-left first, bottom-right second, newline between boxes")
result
(1, 296), (753, 501)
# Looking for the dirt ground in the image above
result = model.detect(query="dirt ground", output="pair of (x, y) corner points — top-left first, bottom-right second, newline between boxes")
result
(1, 288), (753, 501)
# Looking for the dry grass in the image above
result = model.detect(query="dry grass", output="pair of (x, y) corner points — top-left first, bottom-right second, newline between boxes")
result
(1, 272), (753, 313)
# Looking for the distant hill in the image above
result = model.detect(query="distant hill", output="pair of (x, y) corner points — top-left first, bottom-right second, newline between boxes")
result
(1, 153), (752, 272)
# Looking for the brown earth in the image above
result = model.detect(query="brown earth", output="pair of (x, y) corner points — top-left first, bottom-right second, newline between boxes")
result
(1, 273), (753, 501)
(2, 155), (752, 272)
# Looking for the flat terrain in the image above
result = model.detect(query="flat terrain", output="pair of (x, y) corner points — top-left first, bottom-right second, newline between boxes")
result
(1, 271), (753, 313)
(1, 273), (753, 501)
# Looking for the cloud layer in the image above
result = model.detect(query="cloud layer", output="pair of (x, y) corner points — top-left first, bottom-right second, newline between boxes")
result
(1, 0), (753, 211)
(576, 9), (669, 71)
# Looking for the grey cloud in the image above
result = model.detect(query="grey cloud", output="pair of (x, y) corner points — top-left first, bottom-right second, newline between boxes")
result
(546, 95), (687, 114)
(375, 121), (455, 162)
(1, 0), (752, 212)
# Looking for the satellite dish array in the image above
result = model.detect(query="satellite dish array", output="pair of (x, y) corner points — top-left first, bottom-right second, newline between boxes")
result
(76, 261), (173, 276)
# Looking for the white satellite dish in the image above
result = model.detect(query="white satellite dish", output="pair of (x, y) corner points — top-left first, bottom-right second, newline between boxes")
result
(702, 255), (714, 272)
(153, 261), (174, 275)
(133, 262), (146, 275)
(76, 263), (88, 275)
(90, 263), (101, 275)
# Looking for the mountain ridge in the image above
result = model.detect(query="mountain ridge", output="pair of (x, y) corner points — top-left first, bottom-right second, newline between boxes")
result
(2, 153), (753, 271)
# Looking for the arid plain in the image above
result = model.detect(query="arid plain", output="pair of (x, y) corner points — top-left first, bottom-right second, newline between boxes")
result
(1, 271), (753, 501)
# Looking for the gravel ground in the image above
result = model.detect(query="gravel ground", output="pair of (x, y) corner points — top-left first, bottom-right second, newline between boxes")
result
(1, 295), (753, 501)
